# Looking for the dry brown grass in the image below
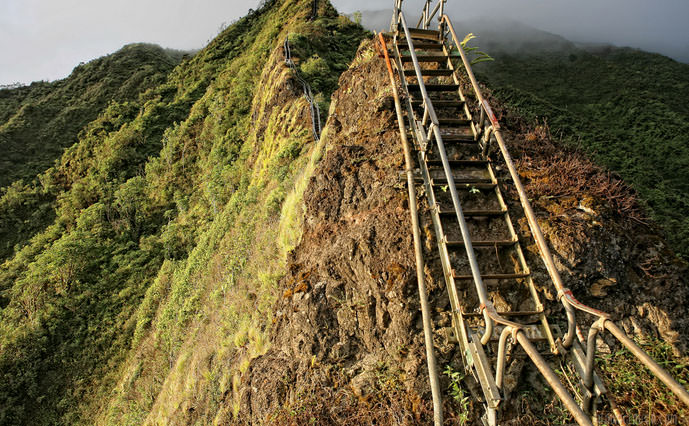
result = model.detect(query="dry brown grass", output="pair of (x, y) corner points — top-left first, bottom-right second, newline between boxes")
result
(473, 84), (648, 226)
(266, 366), (434, 426)
(510, 122), (646, 225)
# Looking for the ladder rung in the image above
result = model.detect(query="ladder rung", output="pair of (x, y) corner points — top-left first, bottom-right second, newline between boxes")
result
(401, 55), (448, 63)
(439, 209), (506, 217)
(408, 134), (476, 145)
(470, 325), (548, 342)
(445, 238), (517, 247)
(453, 272), (530, 280)
(431, 177), (493, 184)
(436, 136), (476, 144)
(398, 42), (444, 50)
(426, 159), (488, 166)
(408, 84), (459, 91)
(463, 310), (543, 318)
(407, 28), (441, 40)
(432, 182), (497, 190)
(438, 118), (471, 126)
(412, 99), (465, 107)
(404, 69), (454, 77)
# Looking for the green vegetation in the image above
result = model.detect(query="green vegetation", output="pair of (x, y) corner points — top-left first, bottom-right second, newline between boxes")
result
(0, 0), (368, 424)
(460, 33), (494, 65)
(0, 44), (184, 189)
(598, 337), (689, 422)
(478, 46), (689, 260)
(0, 44), (183, 265)
(287, 10), (368, 115)
(444, 365), (470, 425)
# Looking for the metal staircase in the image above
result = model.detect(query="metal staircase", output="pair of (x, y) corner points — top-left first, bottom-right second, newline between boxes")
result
(378, 1), (689, 425)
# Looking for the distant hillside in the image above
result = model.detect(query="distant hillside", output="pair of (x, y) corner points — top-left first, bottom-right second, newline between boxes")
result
(0, 44), (184, 189)
(0, 0), (368, 424)
(472, 24), (689, 260)
(0, 44), (184, 268)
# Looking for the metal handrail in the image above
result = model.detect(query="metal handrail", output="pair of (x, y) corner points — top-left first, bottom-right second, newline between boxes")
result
(393, 0), (689, 420)
(284, 36), (322, 141)
(439, 15), (577, 346)
(417, 0), (441, 29)
(438, 11), (689, 409)
(379, 33), (443, 426)
(398, 10), (496, 345)
(393, 9), (592, 425)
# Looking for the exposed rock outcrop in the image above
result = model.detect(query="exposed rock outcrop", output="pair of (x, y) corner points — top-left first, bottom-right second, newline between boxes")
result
(237, 37), (689, 424)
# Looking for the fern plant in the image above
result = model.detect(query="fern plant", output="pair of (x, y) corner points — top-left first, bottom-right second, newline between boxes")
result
(460, 33), (494, 65)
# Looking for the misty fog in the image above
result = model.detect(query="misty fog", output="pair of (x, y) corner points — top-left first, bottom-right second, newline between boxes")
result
(2, 0), (687, 85)
(332, 0), (689, 63)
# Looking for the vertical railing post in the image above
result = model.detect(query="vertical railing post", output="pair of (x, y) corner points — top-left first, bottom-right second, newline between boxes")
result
(393, 0), (402, 31)
(424, 0), (430, 29)
(439, 0), (446, 34)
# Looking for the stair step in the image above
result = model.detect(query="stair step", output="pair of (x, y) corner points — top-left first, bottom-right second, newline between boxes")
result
(453, 272), (530, 280)
(432, 182), (497, 190)
(437, 135), (476, 143)
(412, 99), (464, 107)
(431, 175), (492, 183)
(401, 55), (448, 63)
(426, 159), (488, 167)
(404, 69), (454, 77)
(398, 42), (444, 50)
(439, 208), (506, 217)
(438, 118), (471, 126)
(446, 238), (517, 247)
(407, 133), (475, 144)
(462, 310), (543, 318)
(407, 28), (441, 40)
(408, 84), (459, 92)
(471, 324), (548, 342)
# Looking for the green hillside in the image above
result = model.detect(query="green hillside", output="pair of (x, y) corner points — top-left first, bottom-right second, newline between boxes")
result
(0, 44), (184, 265)
(0, 44), (184, 189)
(477, 44), (689, 260)
(0, 0), (367, 424)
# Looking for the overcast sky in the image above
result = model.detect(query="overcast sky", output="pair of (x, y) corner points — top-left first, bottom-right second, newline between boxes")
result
(2, 0), (688, 85)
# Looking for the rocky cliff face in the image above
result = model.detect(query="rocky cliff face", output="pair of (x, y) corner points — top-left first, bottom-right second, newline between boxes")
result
(237, 37), (689, 424)
(238, 39), (443, 424)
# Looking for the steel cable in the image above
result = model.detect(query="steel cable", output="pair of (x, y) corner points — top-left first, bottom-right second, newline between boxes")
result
(284, 36), (322, 141)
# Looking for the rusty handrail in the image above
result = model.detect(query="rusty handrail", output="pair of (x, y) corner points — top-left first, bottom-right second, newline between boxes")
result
(438, 11), (689, 409)
(379, 33), (444, 426)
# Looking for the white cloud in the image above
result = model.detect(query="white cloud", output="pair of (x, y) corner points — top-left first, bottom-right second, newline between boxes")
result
(0, 0), (261, 84)
(1, 0), (687, 84)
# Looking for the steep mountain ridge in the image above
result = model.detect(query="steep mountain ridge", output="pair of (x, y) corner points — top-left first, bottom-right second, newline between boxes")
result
(236, 36), (689, 424)
(0, 43), (184, 189)
(0, 44), (184, 264)
(0, 0), (368, 424)
(1, 1), (688, 425)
